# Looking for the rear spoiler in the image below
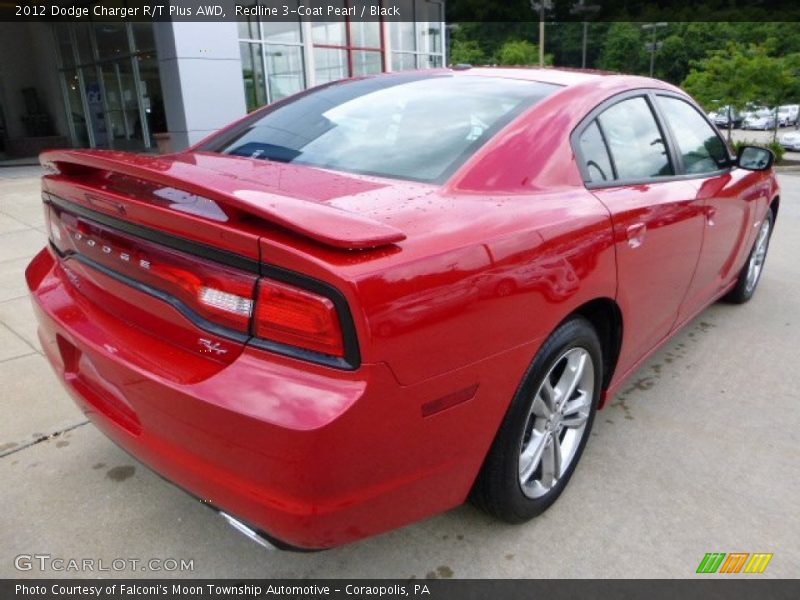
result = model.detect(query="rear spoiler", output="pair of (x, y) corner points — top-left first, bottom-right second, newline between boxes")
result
(40, 149), (406, 251)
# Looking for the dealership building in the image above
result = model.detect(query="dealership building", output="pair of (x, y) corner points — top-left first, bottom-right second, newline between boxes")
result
(0, 1), (446, 158)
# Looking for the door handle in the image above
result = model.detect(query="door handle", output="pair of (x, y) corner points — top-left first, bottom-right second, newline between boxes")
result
(626, 223), (647, 248)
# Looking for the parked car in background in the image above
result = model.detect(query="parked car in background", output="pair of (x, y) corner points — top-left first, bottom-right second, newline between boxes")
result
(713, 106), (742, 128)
(27, 69), (779, 550)
(779, 130), (800, 150)
(777, 104), (799, 127)
(742, 109), (777, 130)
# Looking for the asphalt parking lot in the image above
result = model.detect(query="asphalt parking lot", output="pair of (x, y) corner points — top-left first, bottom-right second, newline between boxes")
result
(731, 126), (800, 160)
(1, 166), (798, 579)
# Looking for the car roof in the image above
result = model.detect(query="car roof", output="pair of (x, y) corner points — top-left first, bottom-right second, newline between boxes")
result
(461, 66), (610, 86)
(441, 66), (681, 96)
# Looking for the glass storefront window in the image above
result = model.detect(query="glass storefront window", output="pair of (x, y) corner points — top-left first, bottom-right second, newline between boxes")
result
(240, 43), (268, 112)
(391, 3), (415, 52)
(265, 44), (305, 101)
(63, 70), (89, 146)
(415, 1), (443, 54)
(137, 55), (166, 136)
(238, 9), (305, 109)
(389, 1), (445, 73)
(312, 21), (346, 46)
(314, 48), (348, 85)
(55, 25), (74, 68)
(238, 13), (259, 40)
(391, 53), (417, 71)
(263, 0), (302, 43)
(97, 59), (143, 150)
(417, 23), (443, 55)
(80, 67), (108, 147)
(74, 23), (94, 65)
(419, 54), (443, 68)
(131, 23), (156, 52)
(93, 23), (128, 58)
(263, 21), (303, 44)
(352, 51), (383, 76)
(351, 16), (381, 49)
(56, 22), (165, 151)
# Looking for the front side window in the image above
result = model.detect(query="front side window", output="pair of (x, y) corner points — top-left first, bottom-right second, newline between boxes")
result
(656, 96), (730, 174)
(597, 96), (674, 180)
(209, 75), (560, 183)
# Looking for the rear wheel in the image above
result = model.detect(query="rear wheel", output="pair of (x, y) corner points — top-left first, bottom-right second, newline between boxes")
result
(726, 208), (774, 304)
(472, 317), (602, 523)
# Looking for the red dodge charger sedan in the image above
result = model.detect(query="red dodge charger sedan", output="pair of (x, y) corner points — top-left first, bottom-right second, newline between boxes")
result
(27, 68), (778, 550)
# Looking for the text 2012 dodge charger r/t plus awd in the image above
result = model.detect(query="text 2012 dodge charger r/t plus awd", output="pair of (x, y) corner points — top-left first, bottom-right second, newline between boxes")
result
(27, 68), (778, 550)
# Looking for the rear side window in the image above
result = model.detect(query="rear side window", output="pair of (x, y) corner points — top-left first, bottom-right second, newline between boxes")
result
(596, 96), (674, 180)
(656, 96), (730, 174)
(578, 121), (614, 183)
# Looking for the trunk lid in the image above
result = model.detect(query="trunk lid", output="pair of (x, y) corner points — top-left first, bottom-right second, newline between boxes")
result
(40, 149), (404, 369)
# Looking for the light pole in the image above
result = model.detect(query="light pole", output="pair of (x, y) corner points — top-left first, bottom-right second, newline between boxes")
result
(530, 1), (553, 67)
(641, 22), (667, 77)
(570, 1), (600, 68)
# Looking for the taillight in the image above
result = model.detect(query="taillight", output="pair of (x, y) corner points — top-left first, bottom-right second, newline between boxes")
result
(253, 279), (345, 358)
(148, 260), (254, 332)
(48, 206), (257, 333)
(46, 203), (354, 365)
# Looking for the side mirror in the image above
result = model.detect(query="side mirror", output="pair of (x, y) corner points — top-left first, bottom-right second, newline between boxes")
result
(736, 145), (774, 171)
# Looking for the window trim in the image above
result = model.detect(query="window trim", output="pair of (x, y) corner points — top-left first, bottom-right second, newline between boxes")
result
(571, 88), (735, 190)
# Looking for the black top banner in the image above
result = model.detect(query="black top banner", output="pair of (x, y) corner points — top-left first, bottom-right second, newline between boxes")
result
(3, 579), (800, 600)
(3, 0), (800, 22)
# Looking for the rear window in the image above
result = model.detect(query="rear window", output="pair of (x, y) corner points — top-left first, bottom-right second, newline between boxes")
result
(206, 74), (560, 183)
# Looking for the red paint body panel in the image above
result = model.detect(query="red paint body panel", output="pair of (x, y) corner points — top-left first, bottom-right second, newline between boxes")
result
(27, 68), (779, 548)
(590, 181), (706, 375)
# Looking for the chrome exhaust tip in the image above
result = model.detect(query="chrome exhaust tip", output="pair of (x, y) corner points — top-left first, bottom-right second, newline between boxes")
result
(218, 511), (277, 551)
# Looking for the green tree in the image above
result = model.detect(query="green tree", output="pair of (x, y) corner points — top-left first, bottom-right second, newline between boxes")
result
(497, 39), (552, 66)
(683, 43), (759, 142)
(683, 42), (800, 142)
(745, 44), (800, 141)
(449, 39), (487, 65)
(597, 22), (646, 75)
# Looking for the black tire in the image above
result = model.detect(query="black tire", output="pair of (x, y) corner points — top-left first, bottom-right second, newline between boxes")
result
(471, 316), (602, 523)
(725, 208), (774, 304)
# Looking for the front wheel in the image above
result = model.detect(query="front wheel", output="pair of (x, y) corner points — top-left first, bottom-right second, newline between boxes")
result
(726, 208), (774, 304)
(471, 317), (602, 523)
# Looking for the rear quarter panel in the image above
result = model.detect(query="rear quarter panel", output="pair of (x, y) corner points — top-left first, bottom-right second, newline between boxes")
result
(352, 188), (616, 385)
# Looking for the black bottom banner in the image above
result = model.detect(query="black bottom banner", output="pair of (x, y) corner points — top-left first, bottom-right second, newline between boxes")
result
(2, 579), (799, 600)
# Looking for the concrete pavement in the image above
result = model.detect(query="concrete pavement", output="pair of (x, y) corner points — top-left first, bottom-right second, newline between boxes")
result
(1, 167), (798, 578)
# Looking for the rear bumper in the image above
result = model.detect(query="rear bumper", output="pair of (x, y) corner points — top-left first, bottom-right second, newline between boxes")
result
(27, 246), (528, 548)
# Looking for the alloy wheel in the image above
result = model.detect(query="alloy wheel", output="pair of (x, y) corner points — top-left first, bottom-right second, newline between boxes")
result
(518, 347), (595, 499)
(745, 218), (771, 294)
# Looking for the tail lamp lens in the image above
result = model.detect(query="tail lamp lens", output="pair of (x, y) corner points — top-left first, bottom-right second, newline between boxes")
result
(47, 205), (349, 361)
(254, 279), (345, 358)
(48, 206), (256, 333)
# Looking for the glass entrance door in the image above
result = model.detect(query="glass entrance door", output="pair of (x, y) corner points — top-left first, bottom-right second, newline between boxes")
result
(99, 59), (143, 150)
(55, 22), (163, 152)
